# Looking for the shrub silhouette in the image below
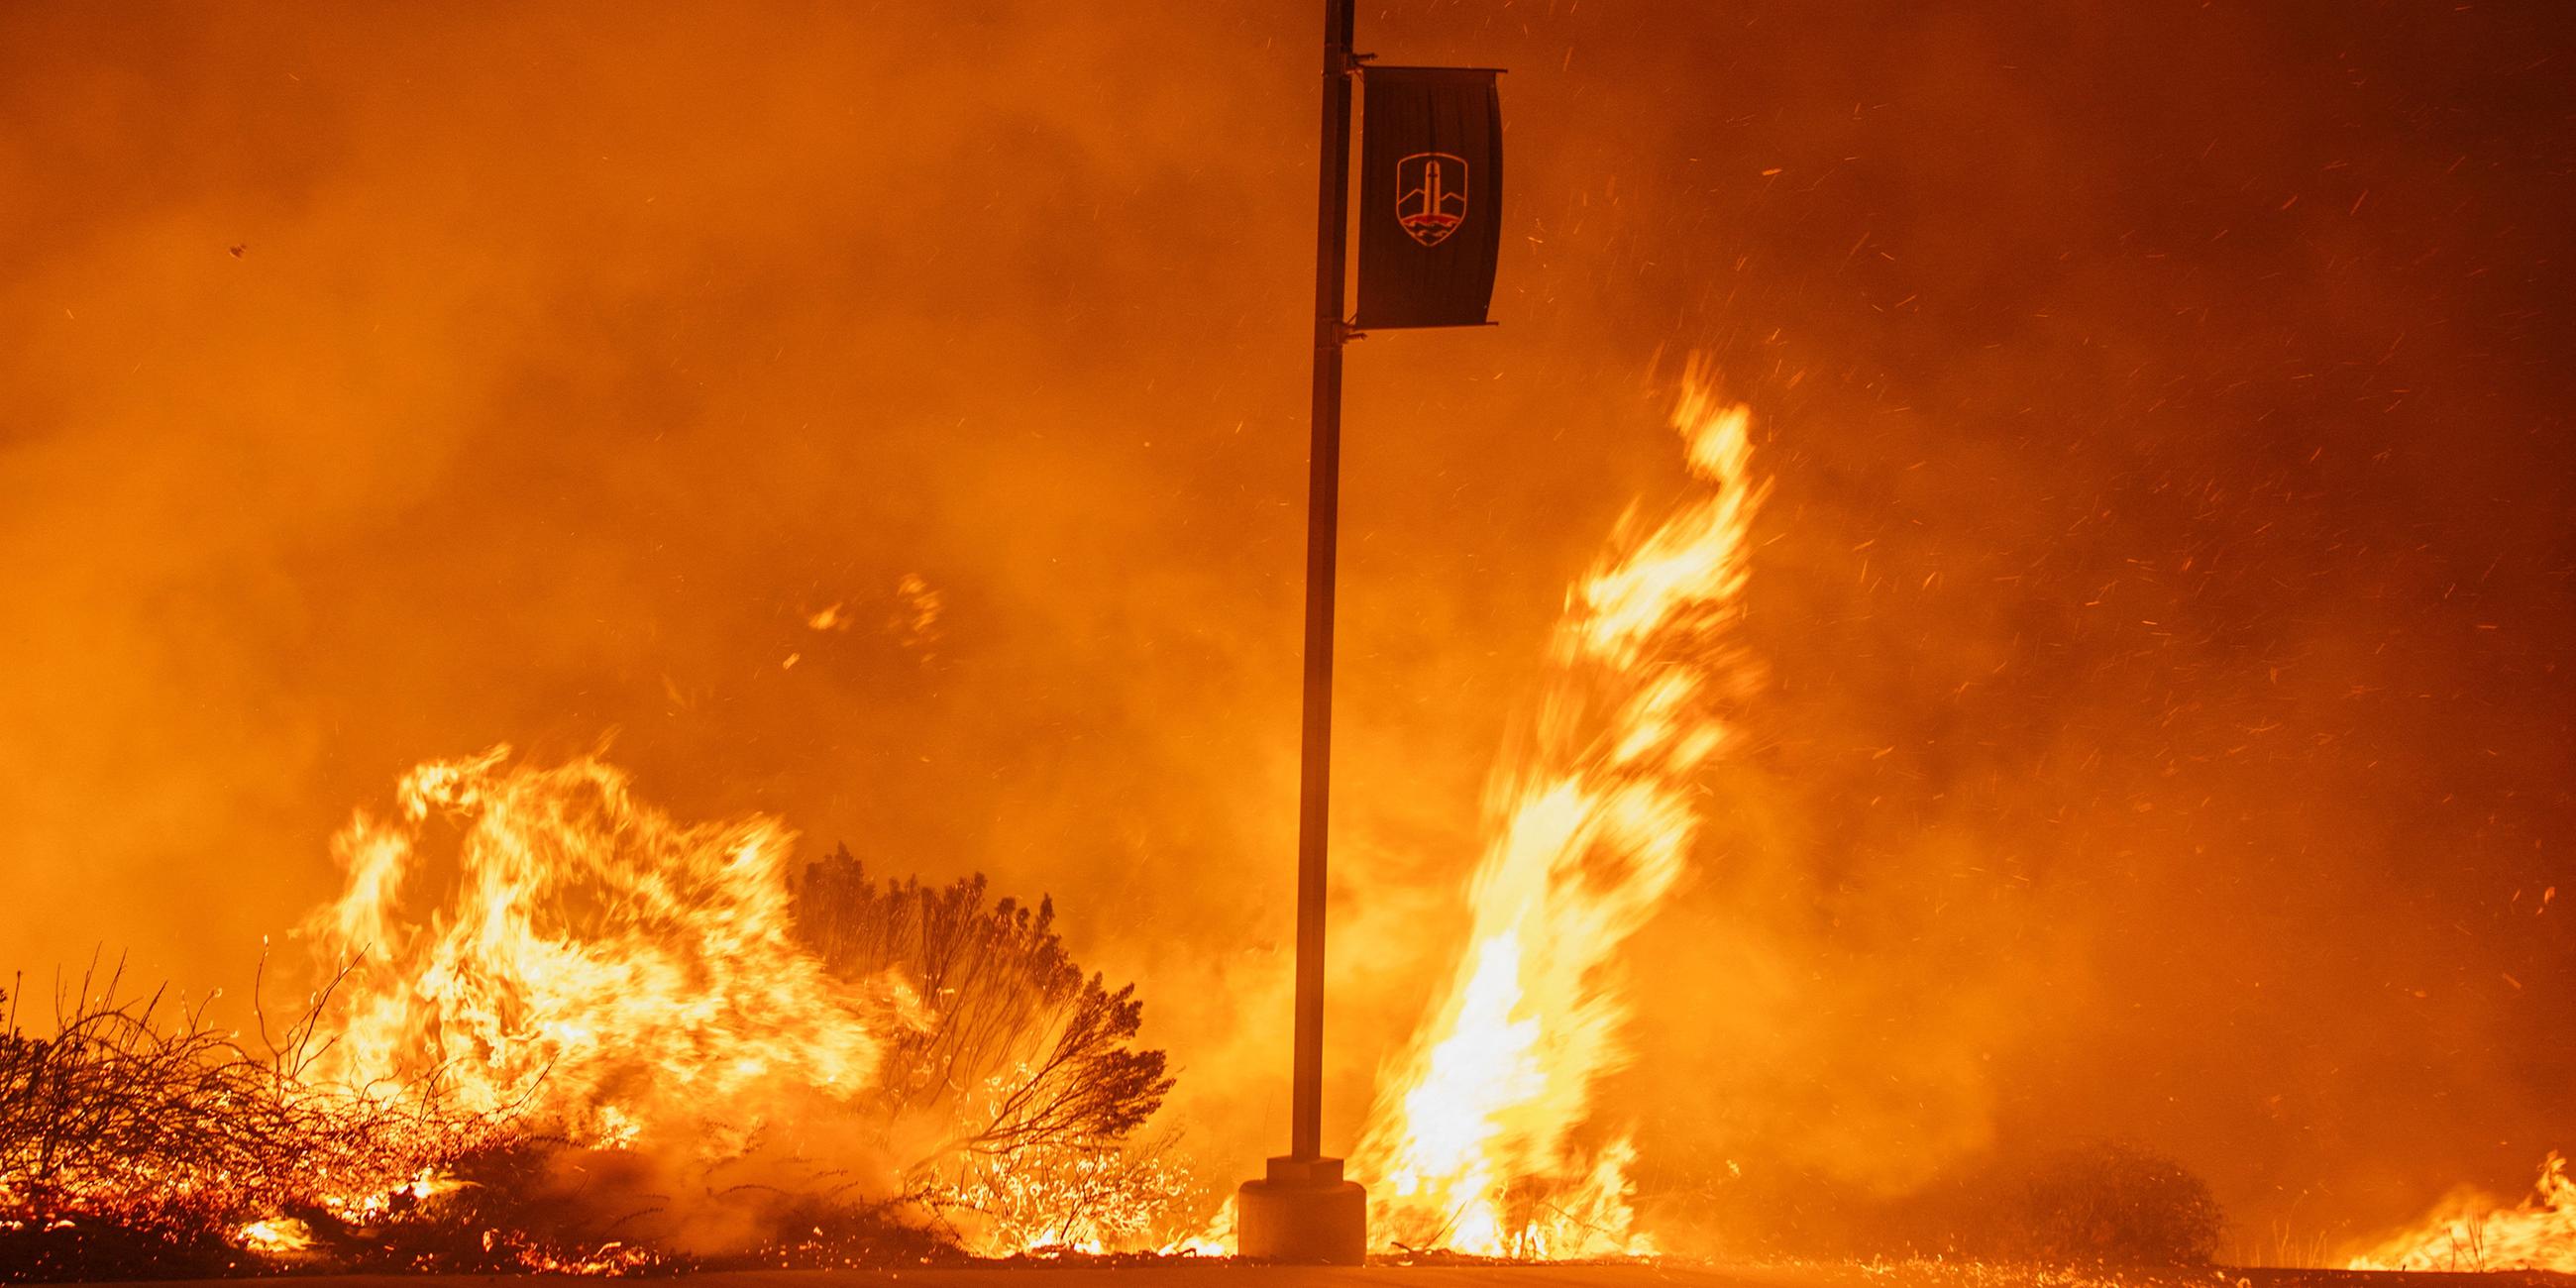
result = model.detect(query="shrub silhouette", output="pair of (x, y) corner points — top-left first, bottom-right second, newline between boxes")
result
(2016, 1139), (2224, 1264)
(792, 846), (1181, 1250)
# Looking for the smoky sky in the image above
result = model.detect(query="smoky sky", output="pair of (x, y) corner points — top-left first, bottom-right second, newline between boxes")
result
(3, 0), (2571, 1257)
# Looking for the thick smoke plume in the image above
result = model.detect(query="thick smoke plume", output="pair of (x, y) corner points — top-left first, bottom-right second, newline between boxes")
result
(4, 1), (2571, 1258)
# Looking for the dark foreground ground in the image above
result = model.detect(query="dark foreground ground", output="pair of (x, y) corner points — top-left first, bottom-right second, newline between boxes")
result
(61, 1262), (2576, 1288)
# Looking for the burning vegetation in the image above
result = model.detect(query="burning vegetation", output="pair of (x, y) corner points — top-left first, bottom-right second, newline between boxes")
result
(0, 962), (513, 1276)
(3, 367), (2559, 1277)
(0, 369), (1773, 1273)
(1355, 368), (1768, 1257)
(2350, 1153), (2576, 1274)
(0, 753), (1185, 1275)
(6, 2), (2574, 1278)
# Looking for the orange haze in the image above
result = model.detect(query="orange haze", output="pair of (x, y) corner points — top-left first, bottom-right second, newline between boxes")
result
(3, 0), (2571, 1260)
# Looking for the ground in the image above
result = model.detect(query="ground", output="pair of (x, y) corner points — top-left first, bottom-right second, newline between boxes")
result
(57, 1262), (2576, 1288)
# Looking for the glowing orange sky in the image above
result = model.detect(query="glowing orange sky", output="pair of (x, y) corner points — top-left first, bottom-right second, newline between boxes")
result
(3, 1), (2570, 1257)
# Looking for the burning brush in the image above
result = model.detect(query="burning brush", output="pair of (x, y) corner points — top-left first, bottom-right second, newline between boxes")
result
(1354, 364), (1770, 1257)
(2350, 1152), (2576, 1274)
(1, 364), (1772, 1274)
(0, 957), (516, 1276)
(0, 753), (1189, 1275)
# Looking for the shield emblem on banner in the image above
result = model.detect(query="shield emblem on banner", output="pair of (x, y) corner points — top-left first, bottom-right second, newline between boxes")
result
(1395, 152), (1469, 247)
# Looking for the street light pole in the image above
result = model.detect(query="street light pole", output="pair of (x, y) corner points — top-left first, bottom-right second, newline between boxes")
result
(1236, 0), (1368, 1263)
(1291, 0), (1355, 1167)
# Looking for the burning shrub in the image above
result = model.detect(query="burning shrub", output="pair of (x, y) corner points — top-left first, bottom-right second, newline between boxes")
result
(1, 754), (1186, 1274)
(0, 960), (516, 1280)
(2014, 1139), (2224, 1265)
(793, 846), (1187, 1252)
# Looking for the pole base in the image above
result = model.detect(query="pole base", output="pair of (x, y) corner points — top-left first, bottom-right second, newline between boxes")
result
(1236, 1155), (1367, 1263)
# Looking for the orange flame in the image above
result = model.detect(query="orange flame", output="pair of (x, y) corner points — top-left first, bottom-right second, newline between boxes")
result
(1353, 364), (1768, 1257)
(2350, 1151), (2576, 1273)
(303, 747), (894, 1151)
(235, 1216), (317, 1253)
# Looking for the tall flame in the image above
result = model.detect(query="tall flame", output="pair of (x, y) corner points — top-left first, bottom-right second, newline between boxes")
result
(1353, 364), (1769, 1256)
(304, 747), (891, 1149)
(2349, 1151), (2576, 1273)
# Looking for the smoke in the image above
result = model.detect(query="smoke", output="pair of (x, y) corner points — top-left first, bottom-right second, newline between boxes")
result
(4, 0), (2571, 1259)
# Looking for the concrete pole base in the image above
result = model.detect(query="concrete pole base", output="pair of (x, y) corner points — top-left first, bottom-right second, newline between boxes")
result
(1236, 1155), (1367, 1263)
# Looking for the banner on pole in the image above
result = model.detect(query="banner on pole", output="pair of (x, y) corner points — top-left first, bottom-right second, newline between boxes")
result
(1354, 66), (1502, 330)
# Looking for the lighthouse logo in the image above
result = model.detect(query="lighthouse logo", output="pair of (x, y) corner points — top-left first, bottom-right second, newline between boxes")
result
(1395, 152), (1469, 247)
